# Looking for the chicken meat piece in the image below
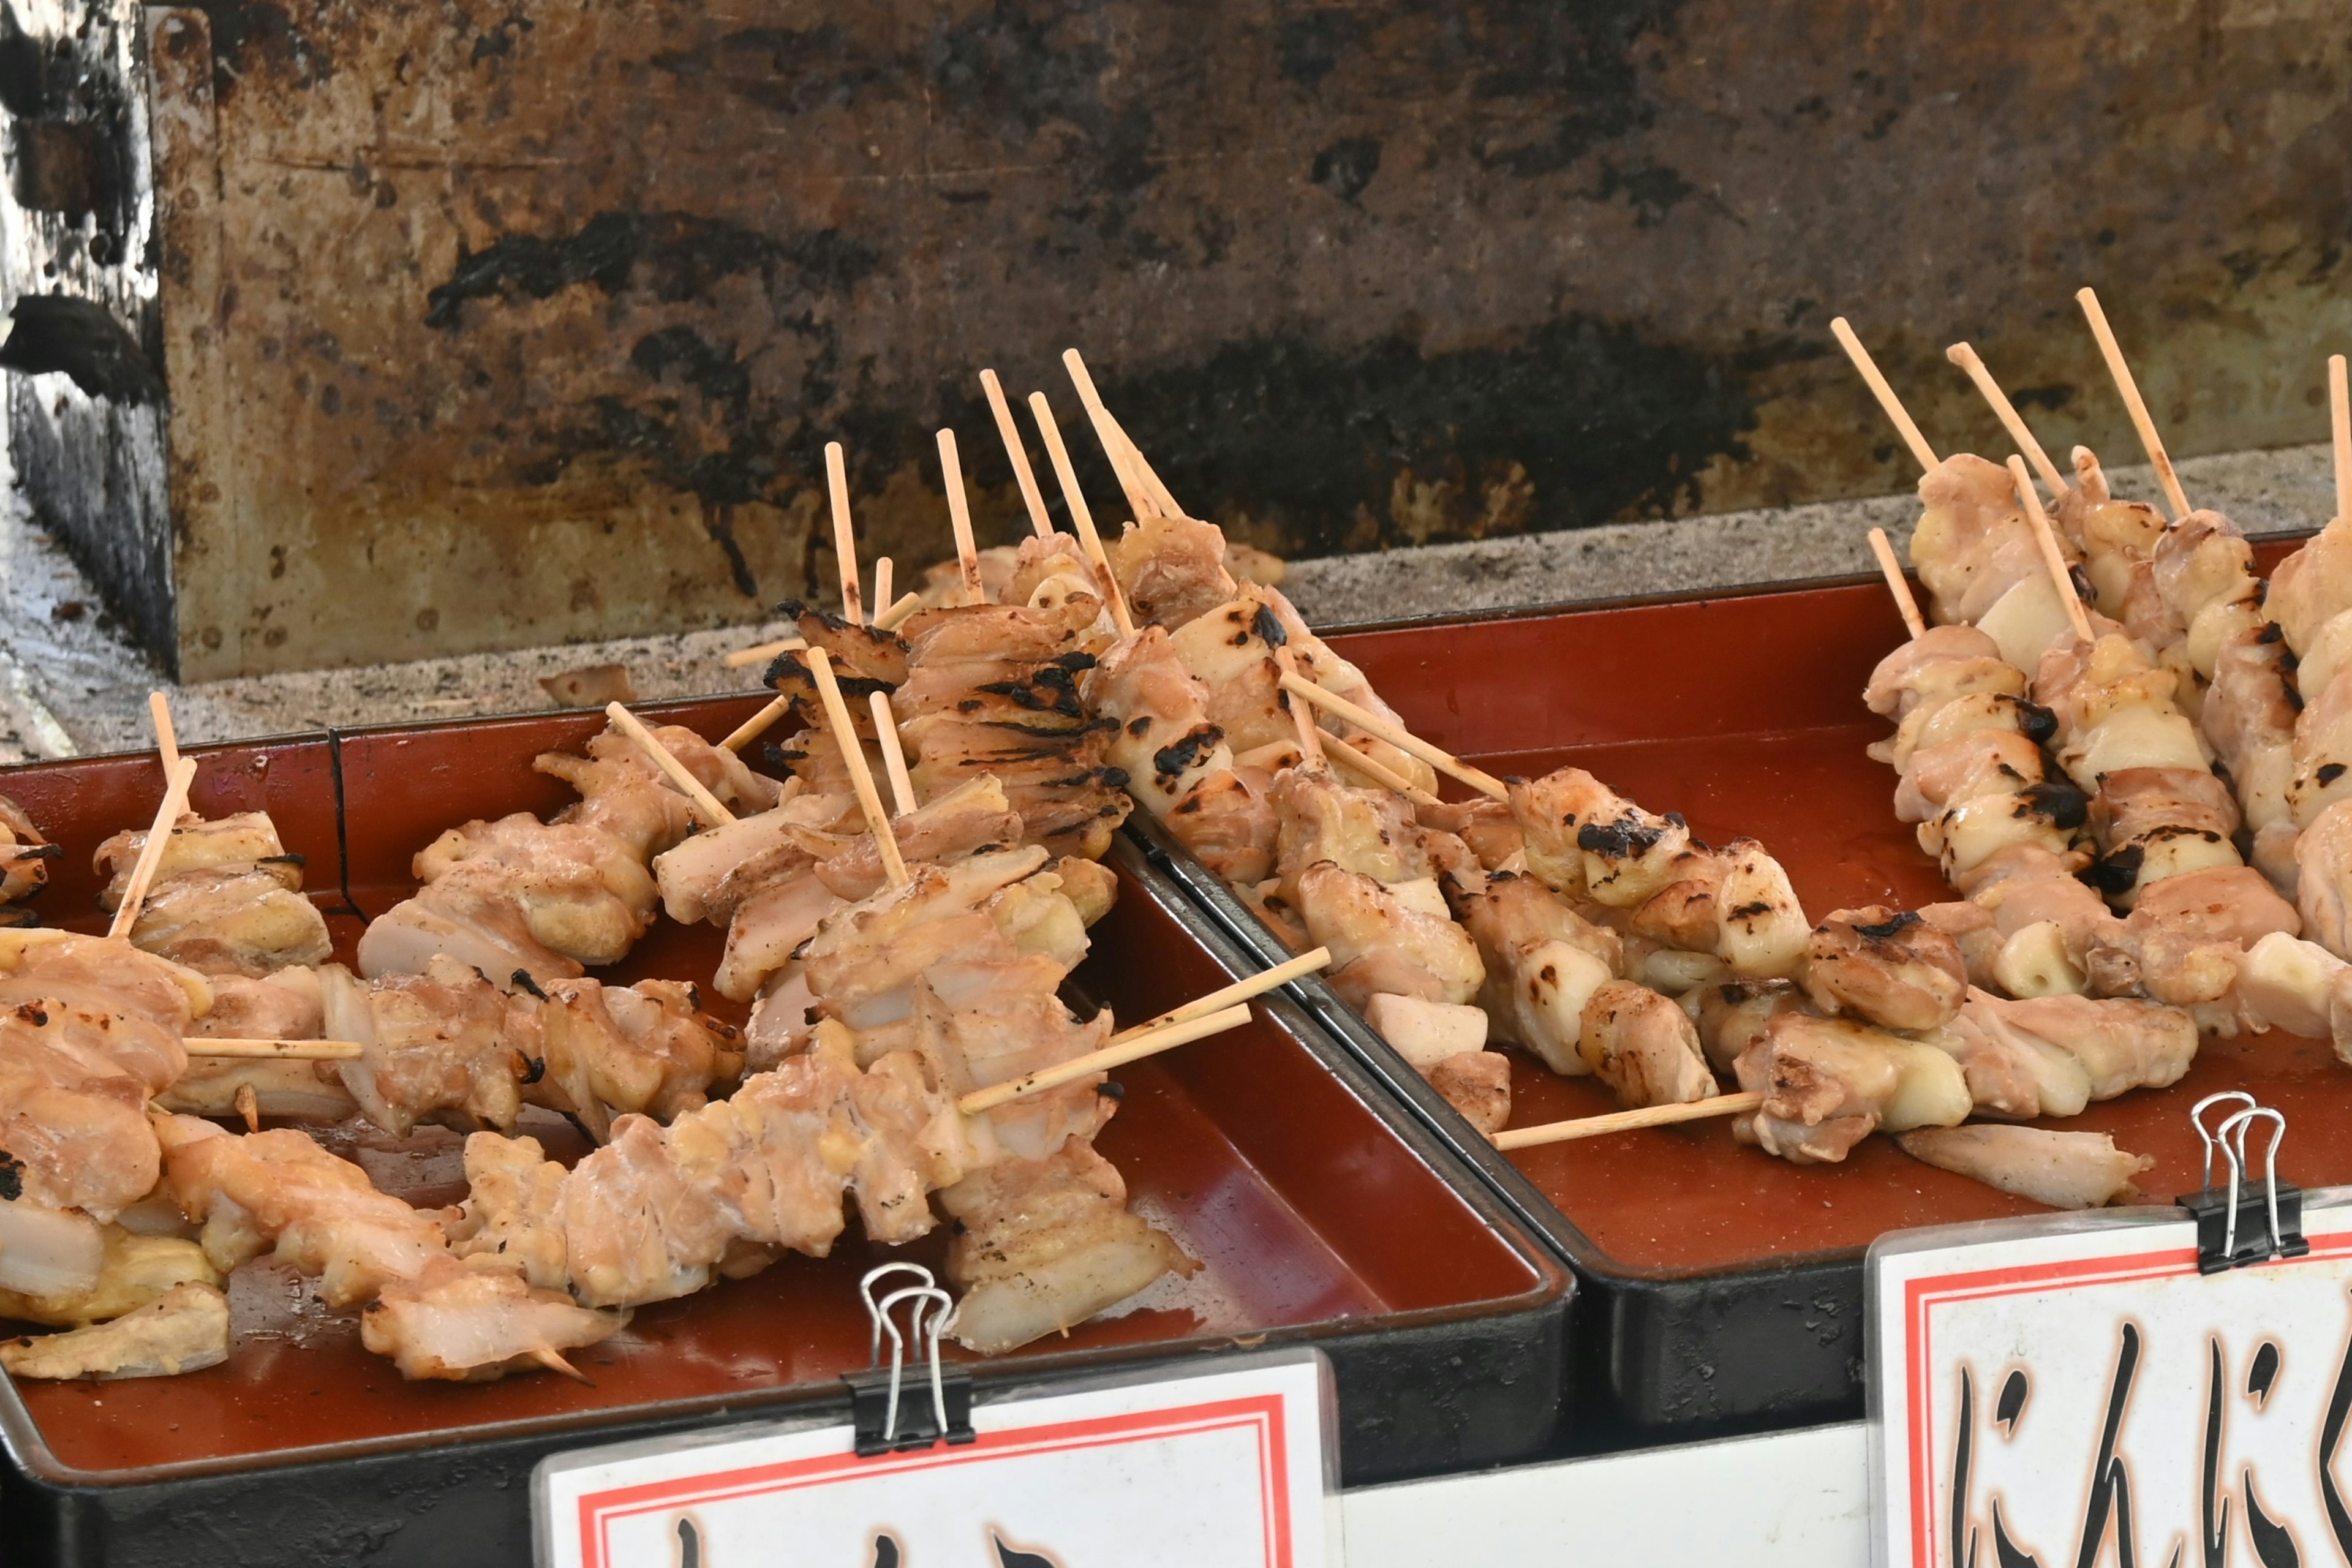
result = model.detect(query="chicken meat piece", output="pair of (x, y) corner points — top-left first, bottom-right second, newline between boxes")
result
(1271, 764), (1427, 889)
(1578, 979), (1715, 1107)
(321, 957), (522, 1138)
(0, 1227), (219, 1328)
(1112, 512), (1238, 632)
(1732, 1011), (1971, 1164)
(1953, 990), (2198, 1110)
(2090, 865), (2299, 1011)
(353, 870), (584, 989)
(444, 1132), (571, 1290)
(1894, 1125), (2152, 1210)
(1695, 978), (1808, 1076)
(1090, 625), (1234, 817)
(93, 810), (296, 908)
(0, 1280), (228, 1381)
(1295, 861), (1485, 1009)
(941, 1138), (1191, 1355)
(361, 1262), (630, 1383)
(1425, 1047), (1513, 1135)
(1909, 453), (2067, 625)
(649, 789), (843, 927)
(1863, 624), (2017, 719)
(1801, 908), (1966, 1031)
(1415, 796), (1525, 871)
(118, 865), (334, 978)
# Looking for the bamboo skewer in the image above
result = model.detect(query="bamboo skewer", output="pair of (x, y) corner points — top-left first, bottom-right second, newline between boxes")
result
(959, 1003), (1254, 1115)
(2075, 287), (2190, 522)
(1829, 317), (1939, 473)
(1101, 404), (1185, 520)
(1061, 349), (1158, 521)
(720, 694), (793, 753)
(234, 1082), (260, 1133)
(2331, 354), (2350, 525)
(603, 704), (735, 827)
(824, 442), (865, 624)
(869, 690), (916, 817)
(1106, 948), (1332, 1046)
(981, 369), (1056, 541)
(938, 427), (986, 605)
(1491, 1090), (1766, 1151)
(2010, 456), (2094, 644)
(107, 756), (197, 940)
(189, 1038), (366, 1060)
(1276, 674), (1508, 800)
(1321, 729), (1442, 808)
(148, 692), (181, 775)
(1866, 527), (1928, 639)
(802, 647), (908, 887)
(870, 558), (894, 620)
(874, 592), (924, 631)
(531, 1346), (592, 1383)
(1947, 343), (2069, 500)
(1027, 391), (1137, 638)
(722, 635), (807, 670)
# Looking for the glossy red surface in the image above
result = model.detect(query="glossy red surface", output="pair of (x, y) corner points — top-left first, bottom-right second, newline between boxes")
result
(0, 698), (1554, 1476)
(1324, 566), (2352, 1276)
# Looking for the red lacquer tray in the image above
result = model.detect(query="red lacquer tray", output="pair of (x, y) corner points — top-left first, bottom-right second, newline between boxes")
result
(1142, 548), (2343, 1441)
(0, 698), (1568, 1568)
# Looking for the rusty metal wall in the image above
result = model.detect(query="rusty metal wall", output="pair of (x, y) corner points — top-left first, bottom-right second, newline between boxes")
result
(12, 0), (2352, 679)
(0, 0), (172, 660)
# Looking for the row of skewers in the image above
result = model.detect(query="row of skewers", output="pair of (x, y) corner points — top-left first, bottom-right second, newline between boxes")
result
(7, 306), (2347, 1393)
(0, 368), (1340, 1382)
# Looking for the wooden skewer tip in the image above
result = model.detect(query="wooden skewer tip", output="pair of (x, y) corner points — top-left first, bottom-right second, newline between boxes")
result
(1828, 316), (1939, 473)
(1278, 674), (1507, 801)
(980, 368), (1056, 541)
(1490, 1089), (1766, 1151)
(2008, 456), (2093, 644)
(603, 703), (734, 826)
(803, 647), (908, 886)
(719, 692), (792, 754)
(1866, 527), (1927, 640)
(2075, 287), (2190, 521)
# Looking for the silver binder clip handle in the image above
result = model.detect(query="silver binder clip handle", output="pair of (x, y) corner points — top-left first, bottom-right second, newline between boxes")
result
(2218, 1106), (2288, 1262)
(876, 1284), (955, 1444)
(858, 1262), (937, 1368)
(2191, 1090), (2259, 1193)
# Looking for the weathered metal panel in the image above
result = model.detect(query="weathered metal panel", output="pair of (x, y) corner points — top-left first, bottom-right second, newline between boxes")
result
(34, 0), (2352, 677)
(0, 0), (173, 664)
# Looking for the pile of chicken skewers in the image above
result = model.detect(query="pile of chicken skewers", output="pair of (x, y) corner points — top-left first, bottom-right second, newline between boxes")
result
(8, 310), (2350, 1396)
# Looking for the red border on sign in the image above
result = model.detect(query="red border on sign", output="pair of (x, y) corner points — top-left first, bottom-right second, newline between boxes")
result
(1899, 1227), (2352, 1567)
(572, 1392), (1294, 1568)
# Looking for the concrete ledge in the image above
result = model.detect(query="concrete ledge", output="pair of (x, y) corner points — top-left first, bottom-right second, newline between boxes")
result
(1, 441), (2333, 764)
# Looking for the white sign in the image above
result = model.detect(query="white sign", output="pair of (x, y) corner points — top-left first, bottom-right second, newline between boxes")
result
(1870, 1192), (2352, 1568)
(535, 1351), (1335, 1568)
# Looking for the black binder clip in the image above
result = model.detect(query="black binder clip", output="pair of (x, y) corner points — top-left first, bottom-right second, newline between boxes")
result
(843, 1263), (975, 1457)
(2177, 1092), (2310, 1275)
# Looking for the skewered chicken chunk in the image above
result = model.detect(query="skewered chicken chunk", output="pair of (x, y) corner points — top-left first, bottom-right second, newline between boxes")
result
(361, 717), (777, 984)
(1733, 1012), (1971, 1164)
(155, 1114), (625, 1381)
(1111, 512), (1238, 633)
(942, 1139), (1193, 1355)
(95, 810), (333, 976)
(1801, 908), (1967, 1031)
(0, 792), (58, 914)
